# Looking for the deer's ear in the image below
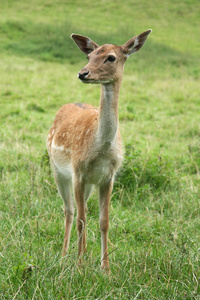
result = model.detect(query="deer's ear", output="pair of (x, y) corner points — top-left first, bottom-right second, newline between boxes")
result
(122, 29), (152, 56)
(71, 34), (99, 55)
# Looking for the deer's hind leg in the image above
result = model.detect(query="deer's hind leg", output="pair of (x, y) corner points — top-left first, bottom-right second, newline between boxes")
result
(73, 177), (89, 257)
(52, 163), (75, 256)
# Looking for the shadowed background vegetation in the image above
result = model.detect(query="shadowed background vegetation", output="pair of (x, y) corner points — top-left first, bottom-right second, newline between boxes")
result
(0, 0), (199, 299)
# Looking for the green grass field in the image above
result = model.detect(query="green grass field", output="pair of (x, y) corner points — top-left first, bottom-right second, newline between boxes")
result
(0, 0), (200, 299)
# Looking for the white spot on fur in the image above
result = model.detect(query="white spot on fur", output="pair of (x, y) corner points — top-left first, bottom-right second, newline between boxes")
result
(52, 140), (64, 151)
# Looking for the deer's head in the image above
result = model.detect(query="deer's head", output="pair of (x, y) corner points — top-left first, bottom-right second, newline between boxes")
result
(71, 29), (152, 84)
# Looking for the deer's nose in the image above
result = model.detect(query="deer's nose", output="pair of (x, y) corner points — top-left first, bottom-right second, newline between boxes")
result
(78, 70), (89, 80)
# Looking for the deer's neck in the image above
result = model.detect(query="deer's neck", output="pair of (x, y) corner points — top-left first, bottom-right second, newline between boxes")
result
(96, 81), (121, 147)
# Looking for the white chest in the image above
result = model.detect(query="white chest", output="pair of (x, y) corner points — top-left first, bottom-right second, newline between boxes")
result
(82, 148), (122, 185)
(86, 159), (114, 184)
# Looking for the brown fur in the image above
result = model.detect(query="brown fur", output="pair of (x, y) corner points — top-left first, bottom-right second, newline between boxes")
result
(47, 30), (151, 273)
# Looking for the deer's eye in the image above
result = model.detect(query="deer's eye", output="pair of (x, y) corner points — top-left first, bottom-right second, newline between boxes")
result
(104, 55), (116, 63)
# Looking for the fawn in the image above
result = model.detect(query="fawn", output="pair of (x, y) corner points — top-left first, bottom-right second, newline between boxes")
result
(47, 29), (151, 272)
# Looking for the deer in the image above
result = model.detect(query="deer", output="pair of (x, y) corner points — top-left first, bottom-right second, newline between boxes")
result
(47, 29), (152, 273)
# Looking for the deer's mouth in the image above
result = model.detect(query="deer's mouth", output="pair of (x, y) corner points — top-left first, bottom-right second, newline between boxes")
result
(80, 78), (95, 84)
(80, 78), (113, 84)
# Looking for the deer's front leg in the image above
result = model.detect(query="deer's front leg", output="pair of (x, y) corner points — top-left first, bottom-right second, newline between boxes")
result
(74, 178), (86, 257)
(99, 179), (113, 273)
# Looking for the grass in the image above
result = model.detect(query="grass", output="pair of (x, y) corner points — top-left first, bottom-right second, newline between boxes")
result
(0, 0), (200, 299)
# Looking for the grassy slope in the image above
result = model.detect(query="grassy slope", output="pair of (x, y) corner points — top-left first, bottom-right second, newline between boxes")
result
(0, 0), (200, 299)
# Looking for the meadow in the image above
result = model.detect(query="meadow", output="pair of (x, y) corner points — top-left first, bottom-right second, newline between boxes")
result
(0, 0), (200, 299)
